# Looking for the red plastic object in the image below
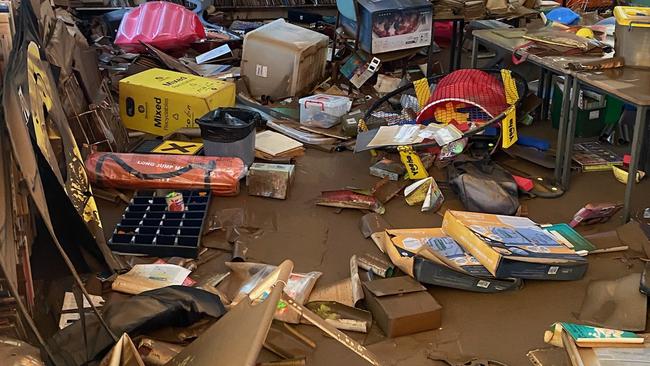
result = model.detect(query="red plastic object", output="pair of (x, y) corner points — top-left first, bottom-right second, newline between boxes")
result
(115, 2), (206, 53)
(434, 21), (453, 44)
(85, 153), (245, 196)
(417, 69), (508, 125)
(623, 154), (631, 166)
(513, 175), (534, 192)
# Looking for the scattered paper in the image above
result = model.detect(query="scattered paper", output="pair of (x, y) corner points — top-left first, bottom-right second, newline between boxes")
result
(111, 264), (192, 295)
(367, 125), (425, 148)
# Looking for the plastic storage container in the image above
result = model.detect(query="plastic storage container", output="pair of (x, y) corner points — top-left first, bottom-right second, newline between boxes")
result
(299, 94), (352, 128)
(108, 189), (211, 258)
(197, 108), (262, 166)
(614, 6), (650, 68)
(241, 19), (329, 99)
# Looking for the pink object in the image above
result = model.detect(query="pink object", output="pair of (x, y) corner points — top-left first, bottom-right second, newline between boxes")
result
(623, 154), (631, 166)
(434, 21), (453, 44)
(512, 175), (534, 192)
(115, 2), (206, 53)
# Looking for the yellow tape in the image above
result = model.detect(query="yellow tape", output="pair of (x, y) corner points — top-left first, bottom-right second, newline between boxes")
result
(398, 146), (428, 179)
(413, 78), (431, 109)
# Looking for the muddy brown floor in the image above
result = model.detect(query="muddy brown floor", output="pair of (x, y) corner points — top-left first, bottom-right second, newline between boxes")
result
(93, 118), (650, 366)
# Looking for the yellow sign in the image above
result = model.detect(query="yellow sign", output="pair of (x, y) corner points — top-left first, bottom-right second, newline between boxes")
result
(398, 146), (428, 179)
(119, 68), (235, 136)
(152, 140), (203, 155)
(500, 69), (519, 149)
(502, 106), (518, 149)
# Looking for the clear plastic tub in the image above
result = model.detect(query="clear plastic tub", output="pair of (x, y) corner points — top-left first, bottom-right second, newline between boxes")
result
(299, 94), (352, 128)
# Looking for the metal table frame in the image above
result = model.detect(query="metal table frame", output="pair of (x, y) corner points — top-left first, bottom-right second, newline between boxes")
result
(561, 74), (648, 222)
(472, 29), (649, 222)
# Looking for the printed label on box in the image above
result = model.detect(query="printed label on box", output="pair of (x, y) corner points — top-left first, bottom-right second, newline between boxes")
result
(256, 64), (268, 78)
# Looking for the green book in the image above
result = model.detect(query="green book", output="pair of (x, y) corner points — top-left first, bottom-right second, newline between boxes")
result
(561, 323), (644, 347)
(542, 224), (596, 254)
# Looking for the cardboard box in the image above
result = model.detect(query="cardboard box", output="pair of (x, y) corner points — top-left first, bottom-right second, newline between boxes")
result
(362, 276), (441, 337)
(119, 68), (235, 136)
(341, 0), (433, 54)
(246, 163), (295, 200)
(381, 229), (522, 293)
(442, 210), (588, 280)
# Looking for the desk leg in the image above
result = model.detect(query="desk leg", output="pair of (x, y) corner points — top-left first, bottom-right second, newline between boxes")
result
(536, 69), (546, 121)
(561, 77), (580, 188)
(427, 33), (434, 77)
(623, 106), (648, 222)
(449, 20), (458, 72)
(471, 36), (478, 68)
(554, 74), (572, 183)
(542, 71), (553, 121)
(455, 20), (465, 69)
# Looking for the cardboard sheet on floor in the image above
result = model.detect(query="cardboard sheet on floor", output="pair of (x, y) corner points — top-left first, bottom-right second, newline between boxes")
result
(307, 278), (356, 308)
(583, 220), (650, 256)
(578, 273), (647, 331)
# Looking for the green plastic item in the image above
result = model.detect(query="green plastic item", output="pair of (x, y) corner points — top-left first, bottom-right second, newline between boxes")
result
(550, 83), (622, 138)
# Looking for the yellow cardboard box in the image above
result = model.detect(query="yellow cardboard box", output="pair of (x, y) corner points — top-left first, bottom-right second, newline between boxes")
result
(441, 210), (588, 280)
(119, 68), (235, 136)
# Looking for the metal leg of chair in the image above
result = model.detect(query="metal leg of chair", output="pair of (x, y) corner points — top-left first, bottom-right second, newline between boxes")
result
(471, 36), (479, 68)
(536, 68), (546, 121)
(427, 23), (435, 77)
(542, 70), (553, 120)
(455, 20), (464, 69)
(561, 77), (580, 188)
(333, 14), (340, 61)
(623, 106), (648, 222)
(449, 20), (457, 72)
(554, 74), (572, 184)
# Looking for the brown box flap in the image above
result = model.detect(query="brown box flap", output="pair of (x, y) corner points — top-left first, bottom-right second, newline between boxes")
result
(363, 276), (426, 297)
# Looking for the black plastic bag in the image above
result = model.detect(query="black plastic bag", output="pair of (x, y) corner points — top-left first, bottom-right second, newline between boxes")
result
(447, 158), (520, 215)
(47, 286), (226, 366)
(197, 108), (263, 143)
